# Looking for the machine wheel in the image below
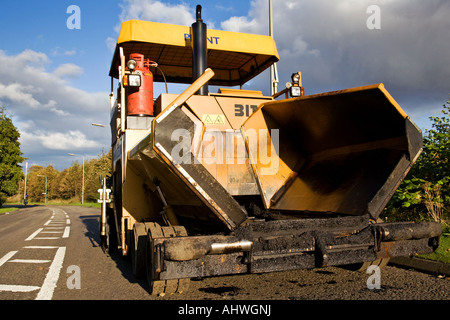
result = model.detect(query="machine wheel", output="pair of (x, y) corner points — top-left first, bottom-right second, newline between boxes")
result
(145, 222), (190, 296)
(131, 223), (147, 278)
(101, 208), (118, 255)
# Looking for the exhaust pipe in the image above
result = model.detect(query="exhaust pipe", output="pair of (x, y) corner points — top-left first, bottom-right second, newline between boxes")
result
(192, 5), (208, 95)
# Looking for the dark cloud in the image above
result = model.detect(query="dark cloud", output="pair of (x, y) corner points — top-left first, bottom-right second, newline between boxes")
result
(220, 0), (450, 129)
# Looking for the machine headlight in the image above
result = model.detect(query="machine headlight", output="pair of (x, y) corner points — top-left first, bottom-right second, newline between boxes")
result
(290, 86), (301, 97)
(128, 74), (141, 87)
(291, 73), (300, 84)
(127, 59), (137, 71)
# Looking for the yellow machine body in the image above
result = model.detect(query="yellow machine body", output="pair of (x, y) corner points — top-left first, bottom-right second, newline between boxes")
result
(109, 18), (423, 235)
(102, 14), (440, 296)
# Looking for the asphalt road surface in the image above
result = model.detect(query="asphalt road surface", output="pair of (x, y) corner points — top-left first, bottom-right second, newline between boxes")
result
(1, 206), (449, 304)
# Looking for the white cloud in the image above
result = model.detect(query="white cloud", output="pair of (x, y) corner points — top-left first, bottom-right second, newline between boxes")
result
(64, 50), (77, 56)
(21, 130), (100, 151)
(220, 16), (259, 33)
(0, 49), (108, 169)
(51, 47), (77, 56)
(0, 50), (104, 113)
(118, 0), (194, 26)
(214, 4), (234, 13)
(0, 83), (40, 107)
(106, 37), (117, 53)
(109, 0), (197, 53)
(53, 63), (83, 78)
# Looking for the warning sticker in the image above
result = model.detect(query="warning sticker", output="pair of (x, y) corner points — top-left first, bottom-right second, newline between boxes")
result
(202, 114), (226, 125)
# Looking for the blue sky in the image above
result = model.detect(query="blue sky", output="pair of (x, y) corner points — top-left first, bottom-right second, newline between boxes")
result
(0, 1), (118, 92)
(0, 0), (449, 171)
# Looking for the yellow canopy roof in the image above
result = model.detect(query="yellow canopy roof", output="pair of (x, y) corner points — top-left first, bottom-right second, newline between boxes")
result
(109, 20), (279, 86)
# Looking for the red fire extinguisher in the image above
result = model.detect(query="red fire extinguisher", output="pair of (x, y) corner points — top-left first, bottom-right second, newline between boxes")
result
(124, 53), (155, 117)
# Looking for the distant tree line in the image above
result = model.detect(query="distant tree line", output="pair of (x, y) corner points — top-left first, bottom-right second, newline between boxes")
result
(0, 103), (112, 206)
(16, 150), (112, 204)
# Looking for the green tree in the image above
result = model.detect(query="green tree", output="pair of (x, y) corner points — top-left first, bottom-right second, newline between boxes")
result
(58, 164), (81, 201)
(84, 150), (112, 202)
(387, 97), (450, 224)
(0, 106), (26, 206)
(25, 165), (59, 203)
(26, 165), (44, 202)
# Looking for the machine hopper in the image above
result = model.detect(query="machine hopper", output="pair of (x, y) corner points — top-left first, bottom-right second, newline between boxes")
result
(242, 83), (422, 219)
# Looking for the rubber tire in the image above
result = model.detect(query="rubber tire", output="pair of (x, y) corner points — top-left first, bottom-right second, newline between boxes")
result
(101, 209), (118, 255)
(144, 223), (190, 296)
(131, 223), (147, 278)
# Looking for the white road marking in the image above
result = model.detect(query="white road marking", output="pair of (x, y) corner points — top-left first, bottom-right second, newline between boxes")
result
(1, 208), (72, 299)
(34, 237), (60, 240)
(9, 259), (51, 264)
(0, 251), (18, 267)
(62, 226), (70, 238)
(0, 285), (41, 292)
(25, 228), (43, 241)
(35, 247), (66, 300)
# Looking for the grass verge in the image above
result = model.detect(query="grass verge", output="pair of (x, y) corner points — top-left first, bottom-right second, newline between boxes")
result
(0, 207), (19, 215)
(0, 202), (100, 215)
(417, 230), (450, 264)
